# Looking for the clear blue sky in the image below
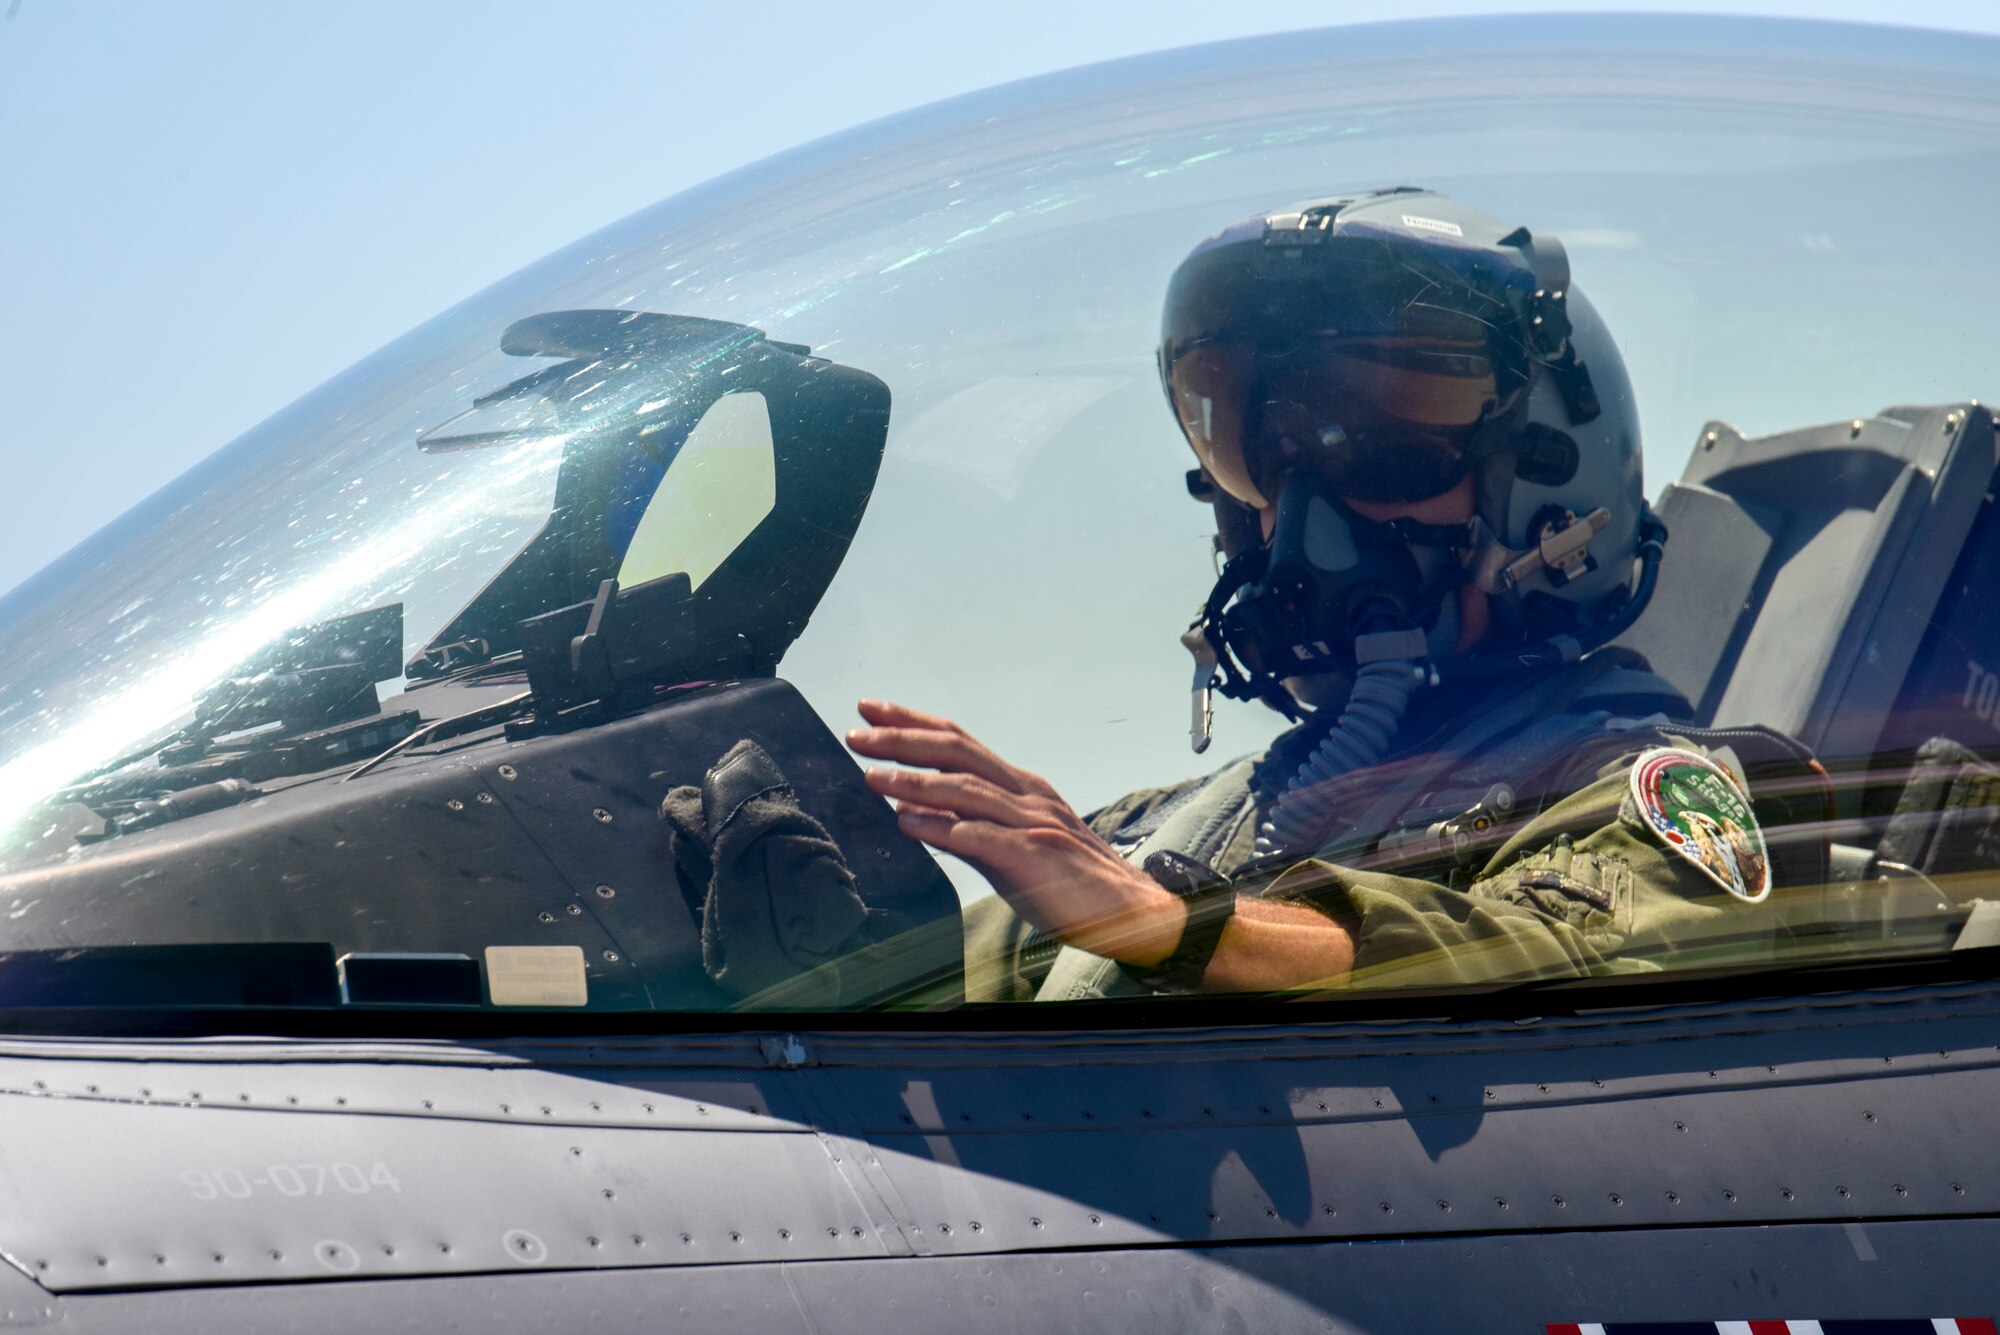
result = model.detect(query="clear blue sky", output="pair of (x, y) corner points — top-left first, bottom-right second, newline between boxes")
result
(3, 0), (1998, 599)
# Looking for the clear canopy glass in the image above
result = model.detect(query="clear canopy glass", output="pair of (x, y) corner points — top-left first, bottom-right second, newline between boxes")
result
(0, 14), (1994, 1020)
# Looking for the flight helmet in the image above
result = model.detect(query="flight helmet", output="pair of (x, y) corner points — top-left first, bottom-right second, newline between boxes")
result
(1160, 187), (1660, 750)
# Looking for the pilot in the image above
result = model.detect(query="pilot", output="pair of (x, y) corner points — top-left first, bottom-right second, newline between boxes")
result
(849, 188), (1804, 1000)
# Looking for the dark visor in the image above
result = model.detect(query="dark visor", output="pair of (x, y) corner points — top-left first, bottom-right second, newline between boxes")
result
(1169, 330), (1504, 508)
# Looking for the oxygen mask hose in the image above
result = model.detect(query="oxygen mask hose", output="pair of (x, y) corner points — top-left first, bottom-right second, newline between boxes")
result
(1256, 658), (1423, 858)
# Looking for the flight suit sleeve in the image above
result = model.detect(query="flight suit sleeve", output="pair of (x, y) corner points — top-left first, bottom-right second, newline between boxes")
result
(1081, 779), (1205, 842)
(1258, 756), (1782, 990)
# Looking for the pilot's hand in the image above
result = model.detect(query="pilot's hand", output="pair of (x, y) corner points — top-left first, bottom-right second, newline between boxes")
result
(847, 700), (1360, 991)
(846, 700), (1188, 967)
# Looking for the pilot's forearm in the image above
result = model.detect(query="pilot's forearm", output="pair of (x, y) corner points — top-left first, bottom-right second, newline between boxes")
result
(1195, 896), (1356, 992)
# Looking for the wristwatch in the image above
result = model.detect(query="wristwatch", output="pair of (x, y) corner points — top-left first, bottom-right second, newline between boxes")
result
(1119, 849), (1237, 992)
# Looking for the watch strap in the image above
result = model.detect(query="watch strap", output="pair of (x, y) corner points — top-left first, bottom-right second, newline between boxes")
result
(1119, 850), (1236, 992)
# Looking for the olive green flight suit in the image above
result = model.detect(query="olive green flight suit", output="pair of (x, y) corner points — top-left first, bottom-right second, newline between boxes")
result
(964, 651), (1818, 1001)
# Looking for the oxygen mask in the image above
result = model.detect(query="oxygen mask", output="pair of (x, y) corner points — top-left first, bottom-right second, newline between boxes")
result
(1180, 456), (1469, 753)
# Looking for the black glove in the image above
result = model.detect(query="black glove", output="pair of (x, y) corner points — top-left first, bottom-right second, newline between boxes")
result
(660, 739), (869, 1003)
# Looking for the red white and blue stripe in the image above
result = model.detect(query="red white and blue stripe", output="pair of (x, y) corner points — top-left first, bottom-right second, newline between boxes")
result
(1546, 1322), (1999, 1334)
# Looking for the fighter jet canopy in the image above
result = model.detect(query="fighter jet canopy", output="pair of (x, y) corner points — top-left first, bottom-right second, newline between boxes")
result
(0, 15), (1994, 1024)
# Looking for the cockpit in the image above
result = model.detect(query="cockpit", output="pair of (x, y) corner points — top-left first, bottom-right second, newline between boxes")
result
(0, 18), (1995, 1023)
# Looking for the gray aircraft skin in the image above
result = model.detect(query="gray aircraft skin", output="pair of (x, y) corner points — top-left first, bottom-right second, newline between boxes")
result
(1, 14), (1999, 1334)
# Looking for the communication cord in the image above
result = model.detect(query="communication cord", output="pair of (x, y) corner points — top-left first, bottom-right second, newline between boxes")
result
(1255, 658), (1422, 857)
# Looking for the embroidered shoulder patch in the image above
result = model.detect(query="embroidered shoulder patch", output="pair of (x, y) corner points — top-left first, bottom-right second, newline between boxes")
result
(1627, 747), (1770, 903)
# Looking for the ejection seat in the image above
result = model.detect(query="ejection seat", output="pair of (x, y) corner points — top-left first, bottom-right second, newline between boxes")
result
(1613, 400), (2000, 951)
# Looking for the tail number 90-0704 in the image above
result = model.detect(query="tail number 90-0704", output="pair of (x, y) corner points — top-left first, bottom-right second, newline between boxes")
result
(178, 1162), (403, 1200)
